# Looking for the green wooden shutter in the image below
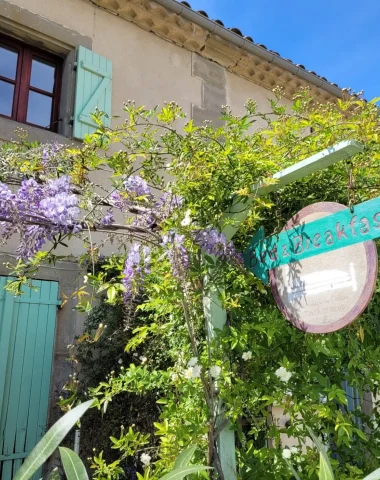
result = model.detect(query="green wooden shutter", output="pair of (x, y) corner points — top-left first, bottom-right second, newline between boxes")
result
(0, 278), (60, 480)
(342, 380), (362, 430)
(73, 46), (112, 140)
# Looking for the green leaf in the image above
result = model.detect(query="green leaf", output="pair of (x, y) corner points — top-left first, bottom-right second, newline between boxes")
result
(363, 468), (380, 480)
(305, 427), (334, 480)
(107, 285), (116, 302)
(355, 428), (367, 442)
(283, 458), (302, 480)
(203, 255), (215, 265)
(13, 400), (93, 480)
(173, 445), (197, 469)
(320, 455), (334, 480)
(59, 447), (89, 480)
(159, 465), (211, 480)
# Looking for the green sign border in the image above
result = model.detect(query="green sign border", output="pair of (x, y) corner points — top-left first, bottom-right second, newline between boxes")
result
(244, 197), (380, 281)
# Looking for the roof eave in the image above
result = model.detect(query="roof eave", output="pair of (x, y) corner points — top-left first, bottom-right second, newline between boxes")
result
(154, 0), (343, 99)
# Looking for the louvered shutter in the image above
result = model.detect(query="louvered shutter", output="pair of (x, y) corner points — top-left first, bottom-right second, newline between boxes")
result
(342, 380), (362, 430)
(0, 278), (60, 480)
(73, 46), (112, 139)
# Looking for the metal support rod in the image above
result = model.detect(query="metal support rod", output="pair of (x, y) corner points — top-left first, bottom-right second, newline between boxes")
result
(73, 429), (81, 455)
(204, 287), (237, 480)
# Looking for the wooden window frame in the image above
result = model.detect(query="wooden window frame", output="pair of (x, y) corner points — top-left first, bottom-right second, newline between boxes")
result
(0, 34), (63, 132)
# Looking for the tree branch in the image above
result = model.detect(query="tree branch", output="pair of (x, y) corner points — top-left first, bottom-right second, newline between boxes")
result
(0, 215), (162, 241)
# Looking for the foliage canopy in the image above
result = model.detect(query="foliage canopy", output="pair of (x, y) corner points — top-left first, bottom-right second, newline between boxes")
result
(2, 88), (380, 479)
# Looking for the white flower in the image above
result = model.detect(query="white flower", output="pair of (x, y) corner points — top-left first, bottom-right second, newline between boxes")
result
(275, 367), (293, 383)
(140, 453), (151, 466)
(290, 446), (298, 454)
(171, 373), (179, 382)
(133, 352), (138, 357)
(140, 356), (147, 364)
(187, 357), (198, 368)
(242, 351), (252, 361)
(83, 275), (88, 284)
(118, 358), (123, 364)
(181, 209), (192, 227)
(184, 365), (202, 379)
(209, 365), (221, 379)
(282, 448), (292, 459)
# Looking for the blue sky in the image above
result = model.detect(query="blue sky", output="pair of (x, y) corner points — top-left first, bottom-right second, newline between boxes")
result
(188, 0), (380, 100)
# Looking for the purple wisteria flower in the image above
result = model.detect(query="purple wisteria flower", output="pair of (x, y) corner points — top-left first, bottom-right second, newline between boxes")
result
(18, 179), (43, 205)
(142, 246), (151, 274)
(42, 142), (60, 166)
(156, 193), (183, 219)
(124, 176), (152, 197)
(0, 183), (15, 215)
(109, 188), (183, 231)
(101, 209), (114, 226)
(0, 176), (81, 259)
(193, 228), (238, 261)
(42, 147), (49, 165)
(46, 175), (71, 195)
(18, 225), (49, 258)
(109, 176), (152, 213)
(109, 191), (125, 211)
(162, 232), (189, 278)
(122, 243), (151, 299)
(40, 193), (79, 225)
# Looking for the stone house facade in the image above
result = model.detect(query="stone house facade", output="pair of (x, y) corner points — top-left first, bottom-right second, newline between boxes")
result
(0, 0), (352, 476)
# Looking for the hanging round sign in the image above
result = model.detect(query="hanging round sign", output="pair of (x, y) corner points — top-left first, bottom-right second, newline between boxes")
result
(269, 202), (378, 333)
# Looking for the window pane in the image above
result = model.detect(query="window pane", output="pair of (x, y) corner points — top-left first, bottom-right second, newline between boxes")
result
(26, 91), (52, 128)
(0, 80), (14, 117)
(30, 58), (55, 93)
(0, 45), (18, 80)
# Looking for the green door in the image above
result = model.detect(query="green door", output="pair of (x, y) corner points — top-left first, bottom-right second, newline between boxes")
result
(0, 278), (59, 480)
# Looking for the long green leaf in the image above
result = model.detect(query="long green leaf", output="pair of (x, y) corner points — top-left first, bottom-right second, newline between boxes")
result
(363, 468), (380, 480)
(59, 447), (89, 480)
(284, 458), (302, 480)
(13, 400), (93, 480)
(159, 465), (211, 480)
(174, 445), (197, 469)
(319, 455), (334, 480)
(306, 426), (334, 480)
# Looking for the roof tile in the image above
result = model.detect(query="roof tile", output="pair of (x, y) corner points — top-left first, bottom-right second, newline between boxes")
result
(177, 0), (343, 92)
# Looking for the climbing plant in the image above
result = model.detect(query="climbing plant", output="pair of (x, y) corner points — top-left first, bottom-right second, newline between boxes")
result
(2, 88), (380, 479)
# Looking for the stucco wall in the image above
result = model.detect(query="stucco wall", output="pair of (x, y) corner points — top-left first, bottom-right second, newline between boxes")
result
(1, 0), (288, 131)
(271, 406), (314, 451)
(0, 0), (292, 258)
(0, 0), (296, 433)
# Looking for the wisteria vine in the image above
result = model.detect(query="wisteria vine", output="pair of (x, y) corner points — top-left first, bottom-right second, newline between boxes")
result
(0, 170), (240, 298)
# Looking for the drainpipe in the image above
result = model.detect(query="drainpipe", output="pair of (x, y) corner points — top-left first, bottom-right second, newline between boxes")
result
(153, 0), (344, 99)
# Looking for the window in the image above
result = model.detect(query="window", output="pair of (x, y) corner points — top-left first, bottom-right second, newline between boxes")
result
(0, 34), (62, 131)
